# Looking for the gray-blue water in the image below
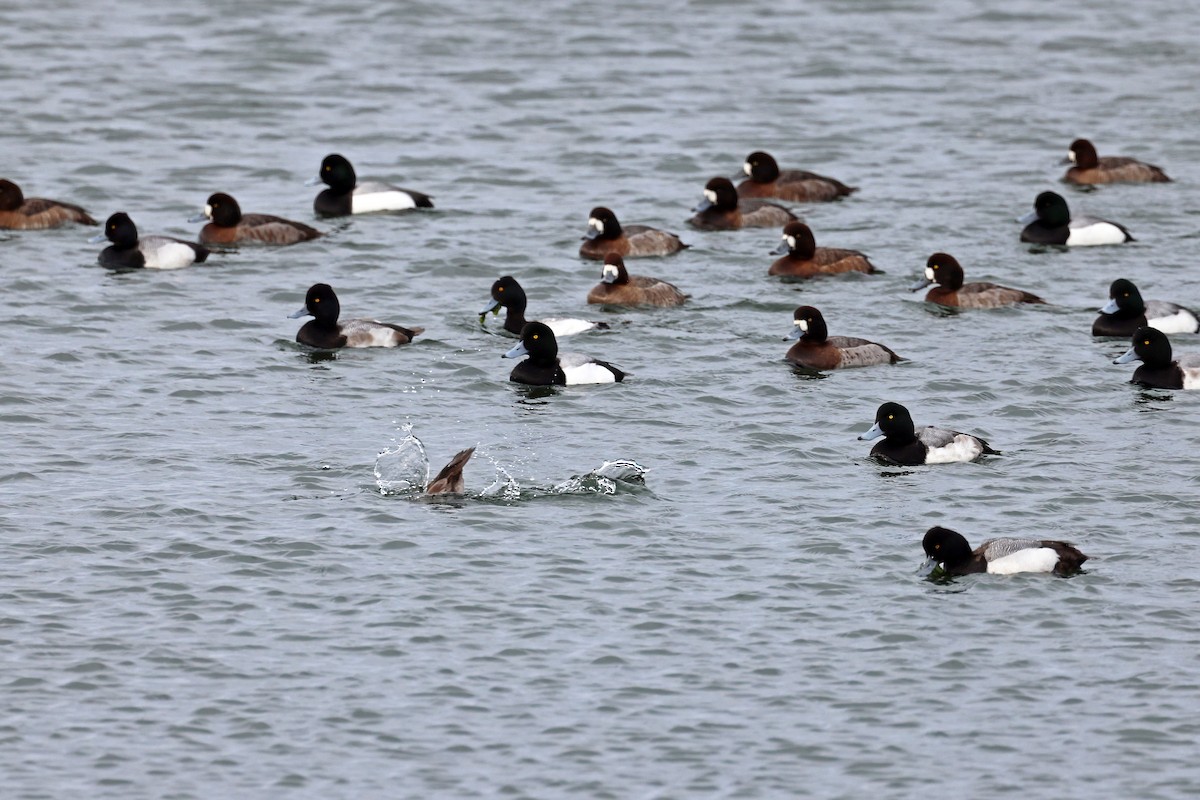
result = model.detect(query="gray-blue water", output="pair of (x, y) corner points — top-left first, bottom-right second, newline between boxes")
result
(3, 1), (1200, 797)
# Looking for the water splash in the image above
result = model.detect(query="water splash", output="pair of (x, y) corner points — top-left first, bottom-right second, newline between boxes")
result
(374, 423), (429, 495)
(551, 459), (649, 495)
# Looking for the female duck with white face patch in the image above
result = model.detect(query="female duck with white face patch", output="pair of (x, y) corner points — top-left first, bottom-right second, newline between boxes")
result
(920, 526), (1088, 577)
(587, 253), (686, 307)
(503, 322), (625, 386)
(768, 221), (875, 279)
(578, 206), (688, 260)
(911, 252), (1046, 309)
(190, 193), (322, 245)
(858, 402), (998, 466)
(689, 178), (797, 231)
(785, 306), (903, 370)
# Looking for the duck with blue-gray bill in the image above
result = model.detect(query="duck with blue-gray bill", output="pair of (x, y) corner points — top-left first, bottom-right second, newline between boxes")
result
(785, 306), (902, 370)
(502, 321), (625, 386)
(920, 526), (1088, 577)
(1113, 327), (1200, 390)
(1093, 278), (1198, 337)
(290, 283), (423, 349)
(90, 212), (209, 269)
(859, 402), (998, 466)
(689, 177), (797, 231)
(911, 253), (1045, 308)
(480, 275), (606, 337)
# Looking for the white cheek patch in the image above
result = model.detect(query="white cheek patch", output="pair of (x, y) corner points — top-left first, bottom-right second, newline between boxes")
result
(786, 236), (796, 250)
(743, 162), (752, 177)
(925, 266), (935, 281)
(602, 265), (618, 280)
(704, 189), (717, 204)
(589, 218), (603, 234)
(351, 189), (417, 213)
(204, 204), (213, 219)
(987, 547), (1059, 575)
(1067, 150), (1078, 163)
(797, 319), (808, 332)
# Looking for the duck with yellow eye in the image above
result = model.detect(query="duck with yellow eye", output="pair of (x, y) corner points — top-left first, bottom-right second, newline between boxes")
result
(480, 275), (605, 337)
(911, 252), (1046, 309)
(1113, 327), (1200, 390)
(858, 402), (998, 466)
(502, 321), (625, 386)
(290, 283), (423, 349)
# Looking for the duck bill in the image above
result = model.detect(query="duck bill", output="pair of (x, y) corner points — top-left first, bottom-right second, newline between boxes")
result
(918, 556), (940, 577)
(784, 326), (802, 341)
(1016, 209), (1038, 224)
(479, 298), (501, 316)
(1099, 298), (1119, 314)
(770, 241), (789, 255)
(857, 421), (884, 441)
(692, 198), (714, 213)
(87, 232), (107, 244)
(583, 227), (601, 240)
(602, 273), (618, 285)
(909, 277), (933, 292)
(288, 307), (311, 319)
(187, 212), (208, 223)
(304, 176), (322, 187)
(503, 341), (528, 359)
(1113, 348), (1141, 365)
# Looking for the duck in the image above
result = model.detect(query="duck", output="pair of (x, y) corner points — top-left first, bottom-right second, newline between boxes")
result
(689, 177), (797, 231)
(1063, 139), (1171, 185)
(289, 283), (423, 349)
(920, 526), (1088, 577)
(190, 193), (322, 245)
(0, 179), (96, 229)
(768, 221), (875, 278)
(1113, 327), (1200, 390)
(586, 253), (686, 307)
(1019, 191), (1133, 246)
(502, 321), (624, 386)
(425, 447), (476, 495)
(578, 207), (687, 260)
(785, 306), (903, 370)
(858, 402), (998, 466)
(911, 252), (1046, 308)
(480, 275), (605, 337)
(1093, 278), (1199, 337)
(89, 212), (209, 269)
(736, 151), (857, 203)
(309, 153), (433, 217)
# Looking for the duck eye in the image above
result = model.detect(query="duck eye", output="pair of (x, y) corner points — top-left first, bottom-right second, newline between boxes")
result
(313, 298), (320, 303)
(532, 334), (539, 340)
(497, 286), (504, 292)
(1143, 339), (1150, 345)
(888, 414), (894, 420)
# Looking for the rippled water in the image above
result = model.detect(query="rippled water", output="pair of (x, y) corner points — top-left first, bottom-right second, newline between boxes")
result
(4, 0), (1200, 797)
